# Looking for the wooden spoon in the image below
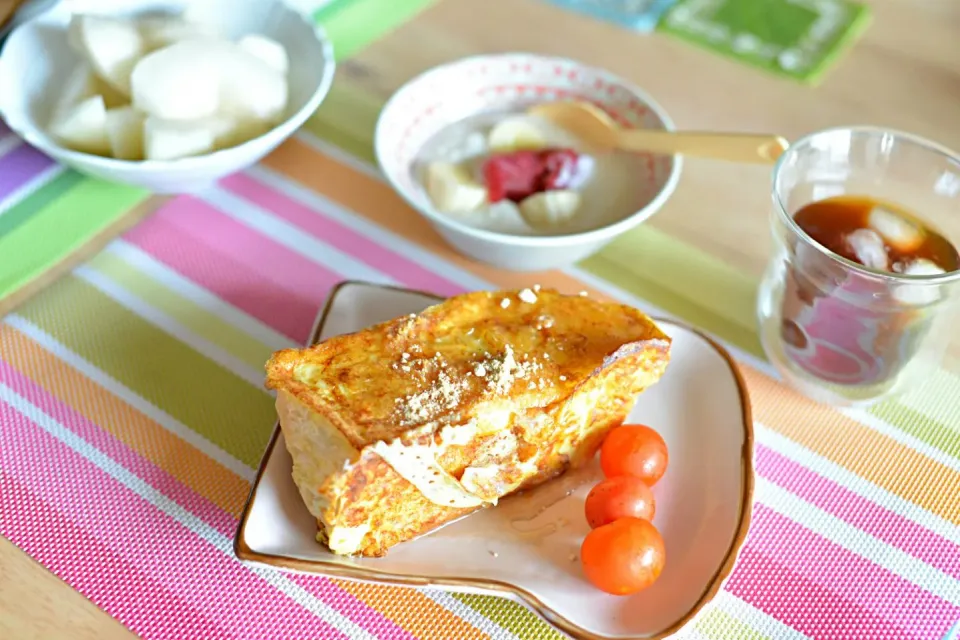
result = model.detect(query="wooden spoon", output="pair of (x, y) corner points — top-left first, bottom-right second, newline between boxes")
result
(529, 101), (789, 164)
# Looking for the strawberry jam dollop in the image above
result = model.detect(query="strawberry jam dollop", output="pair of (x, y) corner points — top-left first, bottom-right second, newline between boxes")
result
(482, 148), (586, 203)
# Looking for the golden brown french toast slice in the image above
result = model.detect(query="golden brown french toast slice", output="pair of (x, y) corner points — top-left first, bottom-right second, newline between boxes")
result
(265, 288), (671, 557)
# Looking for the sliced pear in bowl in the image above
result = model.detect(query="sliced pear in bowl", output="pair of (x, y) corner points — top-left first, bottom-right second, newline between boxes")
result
(130, 39), (222, 121)
(71, 14), (145, 96)
(138, 15), (218, 51)
(105, 107), (146, 160)
(519, 190), (582, 230)
(143, 116), (215, 161)
(50, 95), (111, 156)
(238, 34), (289, 76)
(488, 117), (546, 152)
(424, 162), (489, 214)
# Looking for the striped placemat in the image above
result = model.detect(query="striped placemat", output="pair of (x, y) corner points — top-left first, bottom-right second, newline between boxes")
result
(2, 4), (960, 640)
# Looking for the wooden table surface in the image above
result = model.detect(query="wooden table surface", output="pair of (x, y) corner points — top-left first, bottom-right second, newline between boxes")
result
(2, 0), (958, 637)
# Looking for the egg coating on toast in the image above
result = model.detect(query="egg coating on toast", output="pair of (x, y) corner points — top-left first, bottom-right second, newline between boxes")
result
(265, 288), (671, 557)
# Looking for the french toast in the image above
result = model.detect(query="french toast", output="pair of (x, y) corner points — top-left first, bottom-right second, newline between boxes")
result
(264, 287), (671, 557)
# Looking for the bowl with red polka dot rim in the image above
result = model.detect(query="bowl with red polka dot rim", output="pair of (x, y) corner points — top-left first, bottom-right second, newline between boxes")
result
(373, 53), (682, 272)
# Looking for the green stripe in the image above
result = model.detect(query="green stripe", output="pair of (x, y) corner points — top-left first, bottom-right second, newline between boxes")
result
(870, 400), (960, 461)
(579, 225), (764, 358)
(0, 176), (147, 302)
(84, 250), (274, 371)
(696, 606), (771, 640)
(17, 276), (276, 468)
(0, 169), (79, 238)
(893, 368), (960, 433)
(314, 0), (436, 61)
(452, 594), (565, 640)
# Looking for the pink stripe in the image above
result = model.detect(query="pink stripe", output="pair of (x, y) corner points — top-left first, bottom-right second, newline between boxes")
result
(727, 504), (959, 639)
(222, 173), (466, 297)
(0, 359), (236, 536)
(0, 392), (411, 640)
(757, 444), (960, 580)
(1, 471), (226, 639)
(728, 547), (916, 640)
(0, 143), (55, 200)
(124, 196), (335, 341)
(0, 404), (349, 640)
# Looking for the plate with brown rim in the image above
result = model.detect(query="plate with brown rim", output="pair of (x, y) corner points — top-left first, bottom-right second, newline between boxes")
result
(235, 281), (754, 640)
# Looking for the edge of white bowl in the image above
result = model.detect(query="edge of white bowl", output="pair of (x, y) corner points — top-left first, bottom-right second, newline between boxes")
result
(374, 52), (684, 248)
(0, 2), (336, 171)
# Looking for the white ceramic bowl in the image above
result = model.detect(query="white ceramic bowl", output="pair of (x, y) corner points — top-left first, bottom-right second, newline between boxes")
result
(0, 0), (334, 194)
(374, 53), (682, 272)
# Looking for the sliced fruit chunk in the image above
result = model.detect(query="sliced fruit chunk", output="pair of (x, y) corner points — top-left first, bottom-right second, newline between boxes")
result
(425, 162), (488, 213)
(519, 189), (581, 229)
(482, 150), (543, 203)
(540, 148), (584, 190)
(238, 34), (289, 76)
(488, 117), (546, 152)
(50, 95), (111, 155)
(95, 76), (131, 109)
(130, 39), (221, 120)
(214, 44), (289, 123)
(66, 15), (85, 54)
(105, 107), (146, 160)
(55, 62), (130, 113)
(484, 200), (535, 234)
(143, 116), (215, 160)
(138, 15), (216, 51)
(51, 64), (99, 122)
(73, 14), (144, 95)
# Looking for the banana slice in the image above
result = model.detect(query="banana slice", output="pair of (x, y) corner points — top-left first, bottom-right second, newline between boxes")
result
(488, 117), (546, 152)
(425, 162), (488, 214)
(519, 190), (582, 230)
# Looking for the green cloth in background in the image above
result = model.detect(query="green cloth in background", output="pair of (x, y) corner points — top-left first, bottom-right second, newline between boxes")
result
(657, 0), (871, 84)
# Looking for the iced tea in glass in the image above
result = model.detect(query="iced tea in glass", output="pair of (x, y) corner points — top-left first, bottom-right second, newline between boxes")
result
(757, 127), (960, 406)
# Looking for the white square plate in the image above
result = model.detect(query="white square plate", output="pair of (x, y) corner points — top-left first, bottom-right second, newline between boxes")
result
(235, 281), (754, 639)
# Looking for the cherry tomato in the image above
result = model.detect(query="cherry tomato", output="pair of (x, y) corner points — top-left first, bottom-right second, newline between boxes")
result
(584, 476), (655, 529)
(600, 424), (668, 486)
(580, 517), (666, 595)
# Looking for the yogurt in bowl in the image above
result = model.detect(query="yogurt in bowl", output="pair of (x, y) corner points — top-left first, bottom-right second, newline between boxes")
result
(375, 53), (682, 272)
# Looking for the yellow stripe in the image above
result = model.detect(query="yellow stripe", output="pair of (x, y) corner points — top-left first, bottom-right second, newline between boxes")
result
(84, 250), (273, 371)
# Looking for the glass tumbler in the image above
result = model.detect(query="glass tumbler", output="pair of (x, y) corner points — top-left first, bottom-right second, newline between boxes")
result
(757, 127), (960, 406)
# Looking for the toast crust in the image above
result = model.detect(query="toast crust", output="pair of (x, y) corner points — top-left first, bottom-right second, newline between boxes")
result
(266, 288), (671, 557)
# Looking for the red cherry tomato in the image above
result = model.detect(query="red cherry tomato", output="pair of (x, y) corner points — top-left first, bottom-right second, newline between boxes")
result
(580, 517), (666, 595)
(600, 424), (668, 486)
(584, 476), (656, 529)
